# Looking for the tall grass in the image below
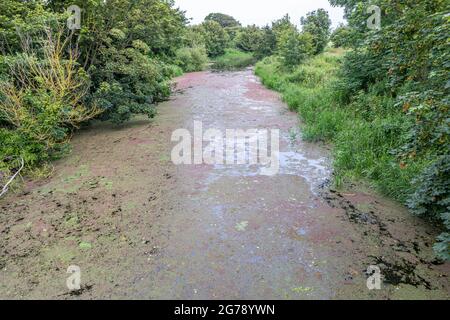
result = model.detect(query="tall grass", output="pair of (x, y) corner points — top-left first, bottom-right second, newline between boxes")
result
(212, 49), (256, 71)
(255, 49), (421, 202)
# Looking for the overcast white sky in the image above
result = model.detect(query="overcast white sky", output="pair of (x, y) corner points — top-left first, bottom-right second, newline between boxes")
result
(174, 0), (345, 29)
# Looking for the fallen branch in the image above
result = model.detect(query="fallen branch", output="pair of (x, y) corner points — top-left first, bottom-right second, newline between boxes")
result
(0, 157), (25, 198)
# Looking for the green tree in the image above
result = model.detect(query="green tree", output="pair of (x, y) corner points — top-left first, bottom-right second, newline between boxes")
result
(300, 9), (332, 54)
(272, 14), (296, 50)
(330, 24), (352, 48)
(278, 28), (314, 68)
(235, 25), (263, 52)
(272, 14), (294, 34)
(205, 13), (241, 28)
(0, 0), (58, 52)
(200, 20), (230, 57)
(255, 25), (277, 59)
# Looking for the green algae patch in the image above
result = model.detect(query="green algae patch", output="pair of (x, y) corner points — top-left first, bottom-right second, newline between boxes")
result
(41, 165), (92, 194)
(41, 245), (77, 266)
(79, 242), (93, 250)
(64, 214), (80, 228)
(235, 221), (249, 232)
(292, 287), (314, 294)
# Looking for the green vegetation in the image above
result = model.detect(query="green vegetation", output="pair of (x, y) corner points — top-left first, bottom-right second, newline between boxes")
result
(205, 13), (241, 28)
(197, 20), (230, 57)
(255, 49), (345, 141)
(300, 9), (332, 55)
(0, 0), (187, 177)
(331, 0), (449, 260)
(278, 29), (314, 68)
(175, 46), (208, 72)
(0, 1), (448, 259)
(235, 25), (264, 52)
(256, 0), (449, 259)
(330, 24), (352, 48)
(212, 49), (255, 70)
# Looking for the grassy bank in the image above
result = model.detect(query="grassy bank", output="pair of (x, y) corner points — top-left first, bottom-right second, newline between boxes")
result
(212, 49), (256, 70)
(256, 48), (450, 258)
(255, 48), (426, 206)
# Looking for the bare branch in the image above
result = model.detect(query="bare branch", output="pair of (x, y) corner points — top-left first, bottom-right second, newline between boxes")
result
(0, 157), (25, 198)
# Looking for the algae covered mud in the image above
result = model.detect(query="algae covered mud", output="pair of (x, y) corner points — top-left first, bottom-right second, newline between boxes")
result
(0, 70), (448, 299)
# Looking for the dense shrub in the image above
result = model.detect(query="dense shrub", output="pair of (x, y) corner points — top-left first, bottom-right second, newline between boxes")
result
(278, 28), (314, 68)
(235, 25), (264, 52)
(175, 46), (208, 72)
(408, 154), (449, 260)
(330, 24), (352, 48)
(0, 0), (56, 52)
(0, 0), (188, 180)
(88, 41), (173, 124)
(0, 28), (100, 171)
(329, 0), (450, 259)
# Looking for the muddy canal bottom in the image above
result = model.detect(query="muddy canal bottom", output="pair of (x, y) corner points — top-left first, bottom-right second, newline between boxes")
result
(0, 70), (448, 299)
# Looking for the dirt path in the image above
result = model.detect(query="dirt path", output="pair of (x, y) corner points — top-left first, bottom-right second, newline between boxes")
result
(0, 70), (448, 299)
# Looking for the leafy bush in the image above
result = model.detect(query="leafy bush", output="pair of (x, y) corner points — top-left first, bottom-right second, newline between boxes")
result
(330, 24), (352, 48)
(278, 28), (314, 68)
(407, 155), (450, 260)
(0, 0), (188, 180)
(0, 29), (100, 171)
(88, 39), (172, 124)
(205, 13), (241, 28)
(175, 46), (208, 72)
(0, 0), (57, 52)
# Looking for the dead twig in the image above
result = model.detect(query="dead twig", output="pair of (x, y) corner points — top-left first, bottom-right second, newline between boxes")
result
(0, 157), (25, 198)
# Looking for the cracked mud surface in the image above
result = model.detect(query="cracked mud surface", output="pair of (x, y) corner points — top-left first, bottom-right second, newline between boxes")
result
(0, 70), (448, 299)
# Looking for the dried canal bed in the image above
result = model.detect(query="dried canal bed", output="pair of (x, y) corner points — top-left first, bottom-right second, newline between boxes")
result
(0, 70), (448, 299)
